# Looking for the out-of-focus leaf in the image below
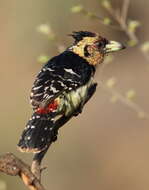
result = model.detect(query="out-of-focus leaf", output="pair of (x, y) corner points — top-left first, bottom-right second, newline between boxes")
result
(127, 40), (138, 47)
(101, 0), (111, 9)
(37, 24), (51, 35)
(106, 77), (116, 88)
(140, 42), (149, 53)
(37, 55), (50, 64)
(126, 89), (136, 100)
(86, 12), (97, 19)
(37, 24), (56, 40)
(103, 17), (111, 25)
(128, 20), (140, 33)
(71, 5), (84, 13)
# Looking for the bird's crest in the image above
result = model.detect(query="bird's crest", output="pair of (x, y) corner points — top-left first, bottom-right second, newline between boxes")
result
(70, 31), (96, 43)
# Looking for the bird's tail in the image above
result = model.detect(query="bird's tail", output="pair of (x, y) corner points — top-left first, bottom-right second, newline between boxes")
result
(17, 112), (58, 153)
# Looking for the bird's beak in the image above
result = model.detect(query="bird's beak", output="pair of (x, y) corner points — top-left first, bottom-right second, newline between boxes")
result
(104, 41), (126, 53)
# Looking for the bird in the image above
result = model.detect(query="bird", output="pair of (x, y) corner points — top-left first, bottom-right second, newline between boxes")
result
(18, 31), (125, 154)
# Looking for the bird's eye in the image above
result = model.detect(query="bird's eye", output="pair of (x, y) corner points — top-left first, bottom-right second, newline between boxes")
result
(98, 41), (105, 48)
(84, 45), (90, 57)
(97, 39), (108, 49)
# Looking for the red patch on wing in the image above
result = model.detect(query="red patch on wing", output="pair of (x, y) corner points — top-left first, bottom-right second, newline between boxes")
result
(36, 100), (58, 114)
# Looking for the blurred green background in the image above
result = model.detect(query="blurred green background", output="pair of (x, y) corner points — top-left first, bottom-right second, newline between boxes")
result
(0, 0), (149, 189)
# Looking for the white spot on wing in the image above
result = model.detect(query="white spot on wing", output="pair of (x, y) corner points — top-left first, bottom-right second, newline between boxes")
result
(33, 85), (42, 90)
(44, 86), (49, 91)
(64, 68), (80, 77)
(43, 94), (53, 99)
(34, 93), (43, 97)
(36, 115), (40, 119)
(45, 80), (49, 84)
(47, 68), (54, 72)
(50, 86), (59, 93)
(26, 125), (30, 129)
(67, 79), (73, 82)
(58, 81), (65, 87)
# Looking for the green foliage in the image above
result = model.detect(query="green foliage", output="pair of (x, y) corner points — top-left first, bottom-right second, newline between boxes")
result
(128, 20), (141, 33)
(125, 89), (136, 100)
(106, 77), (117, 88)
(103, 17), (112, 25)
(37, 24), (56, 40)
(37, 55), (50, 64)
(141, 42), (149, 53)
(71, 5), (84, 13)
(127, 40), (138, 47)
(101, 0), (112, 9)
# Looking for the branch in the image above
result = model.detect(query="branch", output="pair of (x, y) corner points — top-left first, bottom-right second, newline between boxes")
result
(100, 82), (149, 119)
(104, 1), (139, 44)
(121, 0), (130, 23)
(0, 116), (74, 189)
(31, 146), (50, 181)
(71, 5), (122, 30)
(0, 153), (45, 190)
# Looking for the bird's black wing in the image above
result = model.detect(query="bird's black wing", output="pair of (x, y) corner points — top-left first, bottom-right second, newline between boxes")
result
(30, 51), (94, 110)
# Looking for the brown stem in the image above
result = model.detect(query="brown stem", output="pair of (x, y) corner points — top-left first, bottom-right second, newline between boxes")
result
(81, 8), (122, 30)
(100, 83), (149, 119)
(0, 153), (45, 190)
(31, 146), (50, 181)
(105, 1), (139, 44)
(121, 0), (130, 23)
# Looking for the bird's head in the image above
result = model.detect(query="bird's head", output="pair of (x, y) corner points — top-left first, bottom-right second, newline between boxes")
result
(69, 31), (125, 65)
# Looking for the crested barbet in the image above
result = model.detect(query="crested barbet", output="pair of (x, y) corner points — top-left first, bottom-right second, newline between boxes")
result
(18, 31), (125, 153)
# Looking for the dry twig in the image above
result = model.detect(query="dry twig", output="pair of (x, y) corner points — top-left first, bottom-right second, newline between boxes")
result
(100, 82), (149, 119)
(0, 153), (45, 190)
(103, 0), (139, 44)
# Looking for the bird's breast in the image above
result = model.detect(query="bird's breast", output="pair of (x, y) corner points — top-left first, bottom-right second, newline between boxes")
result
(61, 79), (93, 116)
